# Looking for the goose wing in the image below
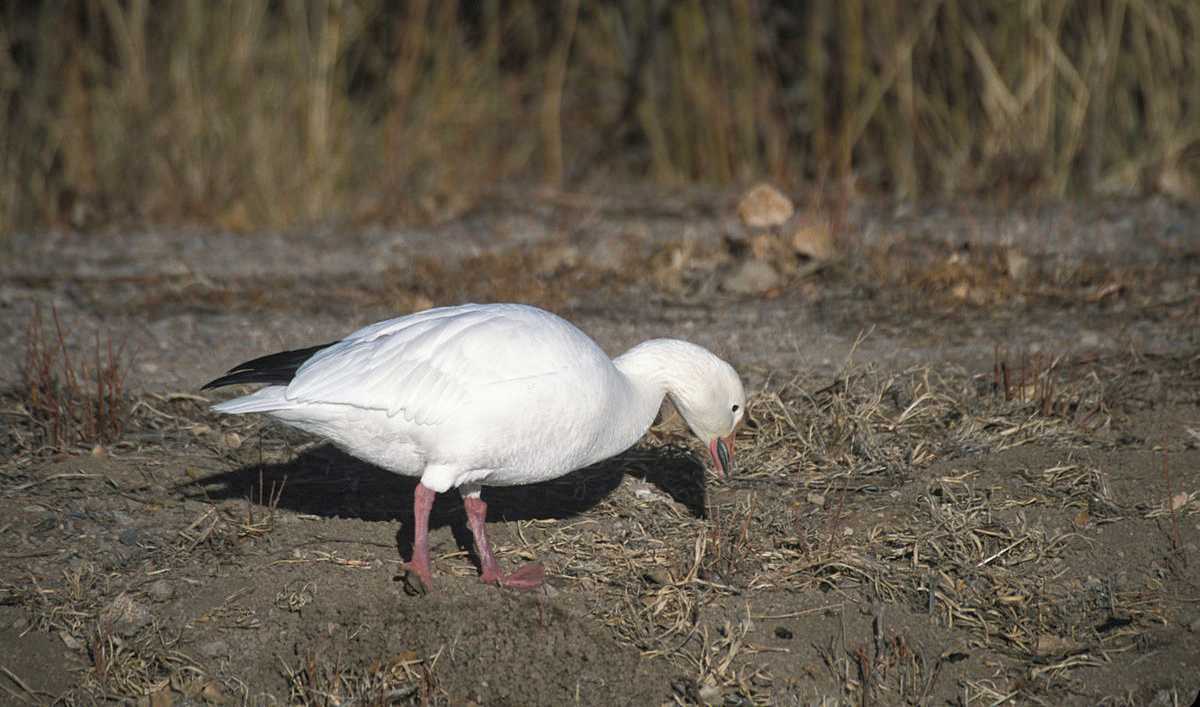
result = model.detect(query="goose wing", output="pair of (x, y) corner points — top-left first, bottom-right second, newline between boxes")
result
(283, 304), (585, 426)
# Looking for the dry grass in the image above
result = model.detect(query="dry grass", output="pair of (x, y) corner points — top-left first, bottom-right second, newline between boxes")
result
(283, 648), (445, 707)
(1, 238), (1196, 703)
(17, 306), (128, 453)
(476, 350), (1187, 703)
(2, 1), (1197, 233)
(0, 347), (1194, 703)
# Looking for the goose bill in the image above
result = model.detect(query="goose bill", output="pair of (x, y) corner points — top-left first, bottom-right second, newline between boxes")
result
(708, 435), (735, 478)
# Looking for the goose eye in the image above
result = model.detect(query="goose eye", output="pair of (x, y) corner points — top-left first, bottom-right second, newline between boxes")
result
(731, 405), (740, 413)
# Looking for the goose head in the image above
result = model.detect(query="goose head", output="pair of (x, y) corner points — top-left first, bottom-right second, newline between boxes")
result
(664, 345), (746, 478)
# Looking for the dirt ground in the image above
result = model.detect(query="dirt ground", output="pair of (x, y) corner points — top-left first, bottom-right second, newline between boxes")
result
(1, 190), (1199, 705)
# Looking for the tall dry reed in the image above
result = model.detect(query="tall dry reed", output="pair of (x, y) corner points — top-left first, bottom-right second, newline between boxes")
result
(0, 0), (1195, 233)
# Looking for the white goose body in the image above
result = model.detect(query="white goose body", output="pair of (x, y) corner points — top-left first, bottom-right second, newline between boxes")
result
(206, 303), (744, 590)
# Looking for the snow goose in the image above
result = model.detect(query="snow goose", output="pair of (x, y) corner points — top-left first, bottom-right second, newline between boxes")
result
(203, 303), (745, 591)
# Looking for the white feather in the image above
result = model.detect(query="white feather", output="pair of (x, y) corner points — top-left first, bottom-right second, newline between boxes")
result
(209, 303), (745, 494)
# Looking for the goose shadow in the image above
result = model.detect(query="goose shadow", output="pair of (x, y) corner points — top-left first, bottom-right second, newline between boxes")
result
(181, 443), (708, 566)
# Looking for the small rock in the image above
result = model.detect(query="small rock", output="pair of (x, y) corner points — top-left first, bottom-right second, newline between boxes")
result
(671, 679), (699, 700)
(101, 593), (153, 637)
(1157, 161), (1200, 202)
(147, 579), (174, 602)
(1005, 249), (1030, 280)
(1187, 616), (1200, 633)
(1034, 634), (1079, 656)
(10, 616), (27, 631)
(722, 260), (780, 295)
(200, 680), (227, 704)
(774, 625), (794, 640)
(737, 183), (794, 229)
(697, 683), (723, 706)
(642, 570), (669, 586)
(222, 431), (242, 450)
(535, 245), (578, 275)
(148, 687), (174, 707)
(1169, 491), (1190, 512)
(632, 483), (658, 501)
(584, 237), (628, 272)
(119, 528), (140, 546)
(59, 630), (85, 650)
(790, 220), (836, 261)
(806, 492), (826, 507)
(198, 639), (230, 658)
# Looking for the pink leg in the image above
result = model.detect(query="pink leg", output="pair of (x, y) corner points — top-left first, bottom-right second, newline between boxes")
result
(407, 483), (436, 592)
(463, 495), (545, 591)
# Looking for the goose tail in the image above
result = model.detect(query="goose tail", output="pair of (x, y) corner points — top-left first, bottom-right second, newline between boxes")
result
(210, 386), (291, 415)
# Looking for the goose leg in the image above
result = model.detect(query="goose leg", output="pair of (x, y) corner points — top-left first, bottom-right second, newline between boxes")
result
(407, 483), (436, 592)
(462, 493), (545, 591)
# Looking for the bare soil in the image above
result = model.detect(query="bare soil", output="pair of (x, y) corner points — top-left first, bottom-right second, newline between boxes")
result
(1, 191), (1198, 705)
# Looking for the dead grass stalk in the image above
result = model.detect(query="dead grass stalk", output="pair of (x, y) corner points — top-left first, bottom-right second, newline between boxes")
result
(3, 2), (1197, 232)
(19, 306), (128, 452)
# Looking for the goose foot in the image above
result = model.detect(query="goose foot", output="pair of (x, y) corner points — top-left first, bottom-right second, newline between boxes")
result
(403, 559), (433, 595)
(484, 562), (545, 591)
(463, 494), (544, 591)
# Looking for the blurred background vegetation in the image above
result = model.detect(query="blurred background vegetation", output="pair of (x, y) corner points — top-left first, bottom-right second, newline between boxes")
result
(1, 0), (1197, 233)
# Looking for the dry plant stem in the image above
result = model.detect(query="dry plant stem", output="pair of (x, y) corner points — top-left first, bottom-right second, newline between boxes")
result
(1161, 444), (1186, 568)
(542, 0), (580, 188)
(20, 306), (128, 450)
(5, 3), (1200, 230)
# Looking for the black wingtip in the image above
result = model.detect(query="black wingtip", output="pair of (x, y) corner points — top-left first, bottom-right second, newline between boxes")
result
(201, 341), (336, 391)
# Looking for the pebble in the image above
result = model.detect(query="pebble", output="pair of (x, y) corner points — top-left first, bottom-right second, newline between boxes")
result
(737, 183), (794, 229)
(584, 237), (628, 272)
(806, 492), (826, 507)
(721, 260), (780, 295)
(632, 483), (658, 501)
(200, 681), (226, 703)
(1005, 249), (1031, 279)
(198, 639), (230, 658)
(147, 579), (174, 602)
(535, 245), (578, 275)
(101, 594), (152, 637)
(790, 220), (835, 261)
(222, 431), (242, 449)
(119, 528), (140, 546)
(697, 683), (723, 706)
(59, 630), (85, 650)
